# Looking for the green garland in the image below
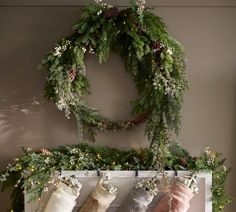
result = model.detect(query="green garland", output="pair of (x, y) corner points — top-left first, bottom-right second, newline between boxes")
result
(41, 0), (188, 147)
(0, 144), (231, 212)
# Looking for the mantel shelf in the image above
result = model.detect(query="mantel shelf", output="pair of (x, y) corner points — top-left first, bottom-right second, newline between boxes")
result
(25, 170), (212, 212)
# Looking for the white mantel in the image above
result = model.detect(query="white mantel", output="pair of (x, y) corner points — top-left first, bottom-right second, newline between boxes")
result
(25, 171), (212, 212)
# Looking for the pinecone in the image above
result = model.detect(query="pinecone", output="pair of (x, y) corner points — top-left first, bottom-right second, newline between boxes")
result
(151, 41), (163, 52)
(68, 69), (77, 81)
(104, 7), (119, 18)
(179, 158), (188, 166)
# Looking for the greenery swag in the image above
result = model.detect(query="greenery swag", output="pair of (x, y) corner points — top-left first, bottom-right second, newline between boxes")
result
(41, 0), (188, 148)
(0, 143), (231, 212)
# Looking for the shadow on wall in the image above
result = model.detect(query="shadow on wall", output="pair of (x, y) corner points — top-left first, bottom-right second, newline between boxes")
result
(0, 94), (78, 167)
(0, 94), (42, 153)
(0, 6), (82, 170)
(0, 71), (78, 170)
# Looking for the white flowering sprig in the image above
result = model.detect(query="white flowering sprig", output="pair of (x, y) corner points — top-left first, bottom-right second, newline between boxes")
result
(53, 39), (71, 57)
(151, 46), (185, 98)
(55, 93), (72, 118)
(94, 0), (112, 9)
(167, 48), (173, 55)
(136, 0), (146, 15)
(204, 147), (216, 165)
(0, 163), (14, 183)
(82, 47), (87, 53)
(152, 71), (175, 96)
(97, 10), (103, 16)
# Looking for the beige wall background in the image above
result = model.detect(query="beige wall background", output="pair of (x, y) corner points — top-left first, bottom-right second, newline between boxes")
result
(0, 0), (235, 211)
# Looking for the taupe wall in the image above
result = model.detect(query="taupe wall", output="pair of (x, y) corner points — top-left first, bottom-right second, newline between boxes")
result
(0, 1), (236, 211)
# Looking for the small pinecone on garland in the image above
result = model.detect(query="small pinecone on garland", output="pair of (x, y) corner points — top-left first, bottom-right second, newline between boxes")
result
(179, 158), (188, 166)
(41, 148), (52, 156)
(68, 69), (77, 81)
(104, 7), (119, 18)
(151, 41), (163, 52)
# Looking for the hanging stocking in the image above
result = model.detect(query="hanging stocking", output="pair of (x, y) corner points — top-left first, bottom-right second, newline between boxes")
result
(153, 174), (199, 212)
(118, 176), (162, 212)
(44, 176), (82, 212)
(79, 172), (118, 212)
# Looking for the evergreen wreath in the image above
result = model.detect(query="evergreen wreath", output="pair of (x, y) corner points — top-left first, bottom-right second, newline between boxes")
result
(41, 0), (188, 147)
